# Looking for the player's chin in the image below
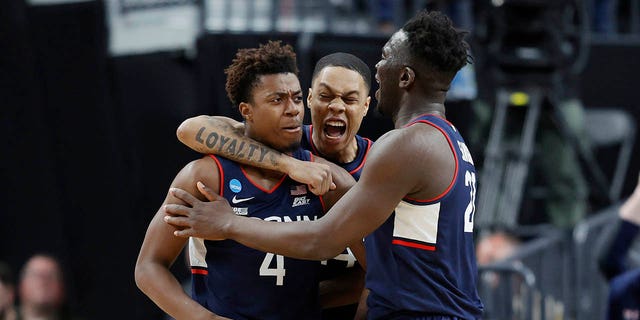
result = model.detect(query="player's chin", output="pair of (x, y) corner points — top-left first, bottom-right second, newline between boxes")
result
(280, 131), (302, 149)
(281, 140), (301, 153)
(287, 141), (300, 151)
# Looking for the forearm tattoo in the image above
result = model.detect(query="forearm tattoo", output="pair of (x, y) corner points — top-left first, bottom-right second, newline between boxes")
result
(194, 126), (281, 166)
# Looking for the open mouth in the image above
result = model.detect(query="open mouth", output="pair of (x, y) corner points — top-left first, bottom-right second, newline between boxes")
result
(324, 120), (346, 139)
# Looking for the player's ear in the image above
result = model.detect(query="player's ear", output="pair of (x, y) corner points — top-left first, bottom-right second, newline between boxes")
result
(399, 66), (415, 88)
(239, 102), (253, 121)
(307, 88), (313, 109)
(362, 96), (371, 117)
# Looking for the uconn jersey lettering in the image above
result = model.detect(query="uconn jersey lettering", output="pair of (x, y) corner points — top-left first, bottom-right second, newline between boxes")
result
(188, 149), (326, 320)
(365, 114), (483, 319)
(302, 125), (372, 277)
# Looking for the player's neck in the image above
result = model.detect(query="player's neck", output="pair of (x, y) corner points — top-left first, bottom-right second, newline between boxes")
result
(394, 102), (445, 128)
(314, 136), (358, 164)
(242, 165), (286, 189)
(335, 138), (358, 163)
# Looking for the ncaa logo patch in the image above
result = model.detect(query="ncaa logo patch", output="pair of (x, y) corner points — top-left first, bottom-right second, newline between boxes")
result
(229, 179), (242, 193)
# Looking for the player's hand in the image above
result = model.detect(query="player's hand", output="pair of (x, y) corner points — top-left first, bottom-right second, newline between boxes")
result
(163, 182), (234, 240)
(286, 159), (336, 195)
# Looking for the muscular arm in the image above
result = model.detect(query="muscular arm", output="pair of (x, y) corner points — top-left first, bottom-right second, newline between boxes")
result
(218, 130), (414, 258)
(135, 157), (227, 320)
(177, 115), (334, 194)
(165, 124), (455, 260)
(166, 124), (455, 260)
(177, 116), (273, 164)
(227, 124), (453, 258)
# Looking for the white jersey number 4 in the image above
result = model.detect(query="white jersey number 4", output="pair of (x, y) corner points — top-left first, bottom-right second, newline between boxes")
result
(260, 253), (286, 285)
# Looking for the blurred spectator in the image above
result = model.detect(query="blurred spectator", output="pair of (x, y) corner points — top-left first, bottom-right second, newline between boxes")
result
(476, 230), (521, 266)
(16, 254), (78, 320)
(597, 172), (640, 320)
(475, 229), (522, 290)
(367, 0), (401, 34)
(429, 0), (477, 102)
(428, 0), (473, 30)
(368, 0), (474, 33)
(0, 262), (17, 320)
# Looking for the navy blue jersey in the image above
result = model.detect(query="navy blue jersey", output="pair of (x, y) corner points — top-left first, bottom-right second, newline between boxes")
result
(365, 114), (483, 319)
(302, 124), (372, 281)
(189, 149), (326, 320)
(600, 220), (640, 280)
(599, 220), (640, 320)
(607, 268), (640, 320)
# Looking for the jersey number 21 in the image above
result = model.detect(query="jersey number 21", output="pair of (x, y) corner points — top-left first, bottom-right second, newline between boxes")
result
(464, 171), (477, 233)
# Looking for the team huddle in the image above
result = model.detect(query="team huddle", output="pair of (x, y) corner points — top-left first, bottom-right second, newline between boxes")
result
(135, 10), (484, 320)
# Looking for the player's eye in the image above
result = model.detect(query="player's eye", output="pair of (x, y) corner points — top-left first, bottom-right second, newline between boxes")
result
(345, 98), (358, 104)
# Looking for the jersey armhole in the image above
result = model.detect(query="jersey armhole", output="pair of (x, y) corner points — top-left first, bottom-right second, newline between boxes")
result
(404, 120), (459, 203)
(208, 155), (225, 197)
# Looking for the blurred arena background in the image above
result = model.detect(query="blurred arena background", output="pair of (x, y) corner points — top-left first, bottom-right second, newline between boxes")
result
(2, 0), (640, 319)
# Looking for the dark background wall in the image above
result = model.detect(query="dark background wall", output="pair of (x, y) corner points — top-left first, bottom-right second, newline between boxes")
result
(1, 1), (638, 318)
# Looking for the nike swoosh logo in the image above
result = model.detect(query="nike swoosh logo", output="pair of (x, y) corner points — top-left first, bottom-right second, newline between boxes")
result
(231, 195), (254, 204)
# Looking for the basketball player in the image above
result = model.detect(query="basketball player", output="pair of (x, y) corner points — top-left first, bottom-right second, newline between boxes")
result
(598, 172), (640, 320)
(175, 52), (373, 318)
(165, 11), (484, 318)
(176, 52), (373, 193)
(135, 41), (360, 320)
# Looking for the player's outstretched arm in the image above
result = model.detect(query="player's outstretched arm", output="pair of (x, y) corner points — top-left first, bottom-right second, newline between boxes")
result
(163, 128), (424, 260)
(177, 115), (335, 194)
